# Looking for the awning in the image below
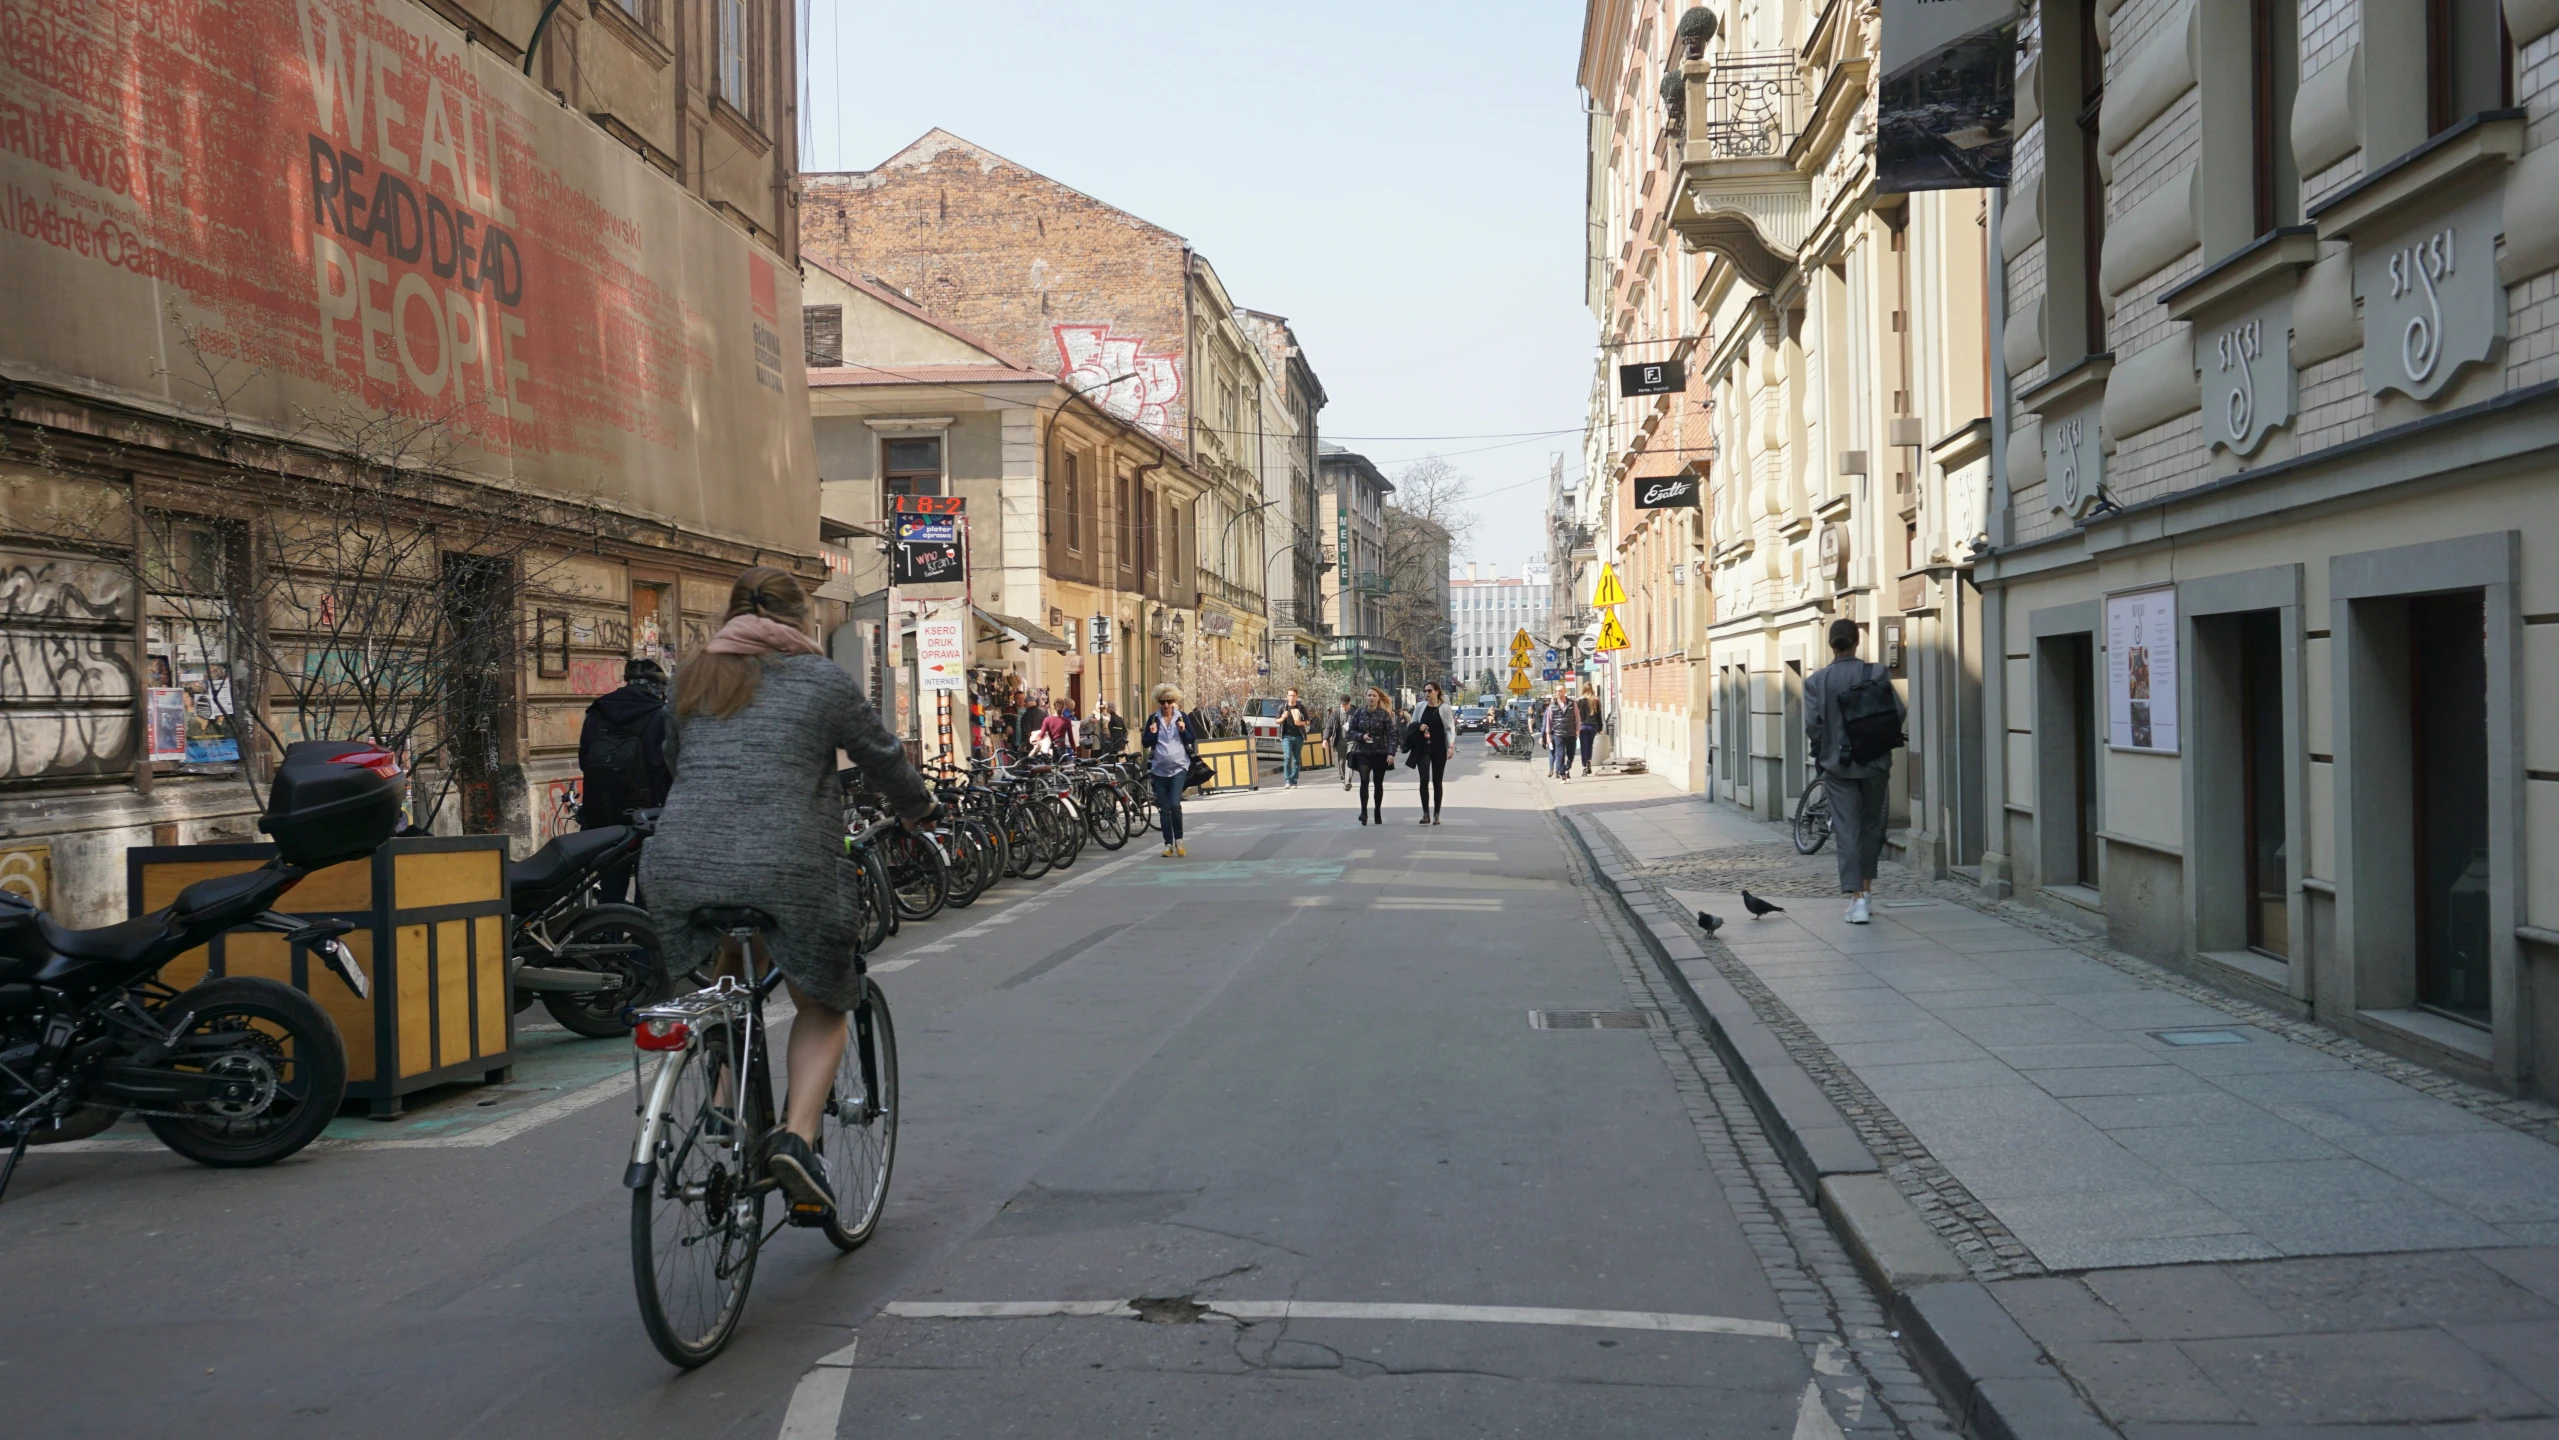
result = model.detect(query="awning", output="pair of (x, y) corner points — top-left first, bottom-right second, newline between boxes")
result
(812, 575), (867, 602)
(975, 606), (1071, 652)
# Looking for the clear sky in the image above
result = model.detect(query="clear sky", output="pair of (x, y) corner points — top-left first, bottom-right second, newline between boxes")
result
(799, 0), (1593, 573)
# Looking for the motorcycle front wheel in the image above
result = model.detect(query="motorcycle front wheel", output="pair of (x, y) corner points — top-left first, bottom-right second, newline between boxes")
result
(142, 977), (348, 1168)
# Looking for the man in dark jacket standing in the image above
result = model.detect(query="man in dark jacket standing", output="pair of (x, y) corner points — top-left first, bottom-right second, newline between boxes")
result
(1277, 687), (1313, 789)
(1323, 695), (1356, 790)
(1804, 617), (1906, 924)
(578, 658), (671, 828)
(578, 657), (671, 902)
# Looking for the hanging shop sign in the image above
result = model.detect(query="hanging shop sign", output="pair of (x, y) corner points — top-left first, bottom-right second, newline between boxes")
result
(1877, 0), (2019, 193)
(1634, 472), (1702, 509)
(1618, 360), (1684, 397)
(915, 610), (967, 693)
(889, 505), (966, 587)
(2104, 586), (2179, 754)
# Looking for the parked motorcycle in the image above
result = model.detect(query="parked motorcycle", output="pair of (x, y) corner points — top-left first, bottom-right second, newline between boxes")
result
(505, 810), (669, 1038)
(0, 741), (395, 1203)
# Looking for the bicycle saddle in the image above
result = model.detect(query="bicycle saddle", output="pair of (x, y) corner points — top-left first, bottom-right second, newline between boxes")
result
(692, 906), (776, 933)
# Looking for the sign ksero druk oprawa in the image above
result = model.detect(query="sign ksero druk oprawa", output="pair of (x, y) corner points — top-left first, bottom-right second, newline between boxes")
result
(1878, 0), (2020, 193)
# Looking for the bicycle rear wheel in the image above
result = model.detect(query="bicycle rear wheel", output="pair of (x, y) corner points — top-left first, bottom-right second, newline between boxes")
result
(940, 821), (990, 908)
(819, 987), (897, 1251)
(631, 1026), (767, 1367)
(1039, 796), (1083, 869)
(1004, 799), (1052, 880)
(853, 847), (897, 947)
(1792, 785), (1832, 855)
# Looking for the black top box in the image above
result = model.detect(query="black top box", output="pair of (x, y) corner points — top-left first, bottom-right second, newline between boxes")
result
(261, 741), (405, 869)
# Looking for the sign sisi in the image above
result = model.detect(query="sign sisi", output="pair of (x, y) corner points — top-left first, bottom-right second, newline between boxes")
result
(0, 0), (812, 550)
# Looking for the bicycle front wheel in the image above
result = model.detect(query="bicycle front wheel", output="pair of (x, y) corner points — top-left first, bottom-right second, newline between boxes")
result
(631, 1030), (767, 1367)
(819, 987), (898, 1251)
(1085, 785), (1130, 850)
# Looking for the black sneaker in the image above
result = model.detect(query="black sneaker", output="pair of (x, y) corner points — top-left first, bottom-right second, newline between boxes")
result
(764, 1130), (835, 1219)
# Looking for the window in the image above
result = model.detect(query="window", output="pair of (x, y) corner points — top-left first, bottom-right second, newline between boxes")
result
(2248, 0), (2300, 234)
(2425, 0), (2510, 137)
(883, 436), (941, 498)
(804, 305), (842, 368)
(1117, 473), (1135, 572)
(1061, 452), (1082, 553)
(2076, 0), (2107, 354)
(716, 0), (749, 114)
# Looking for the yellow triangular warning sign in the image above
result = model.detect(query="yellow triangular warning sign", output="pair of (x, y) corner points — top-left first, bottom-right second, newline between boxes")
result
(1507, 669), (1531, 694)
(1595, 611), (1630, 652)
(1511, 627), (1534, 651)
(1591, 563), (1627, 608)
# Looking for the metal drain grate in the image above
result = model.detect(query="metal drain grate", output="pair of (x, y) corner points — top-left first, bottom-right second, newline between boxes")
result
(2151, 1027), (2251, 1046)
(1529, 1010), (1661, 1030)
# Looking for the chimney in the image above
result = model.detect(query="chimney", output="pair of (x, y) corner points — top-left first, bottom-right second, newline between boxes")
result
(1466, 562), (1479, 582)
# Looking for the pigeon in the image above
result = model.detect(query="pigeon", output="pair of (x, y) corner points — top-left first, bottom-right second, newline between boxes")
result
(1741, 890), (1785, 919)
(1696, 911), (1723, 935)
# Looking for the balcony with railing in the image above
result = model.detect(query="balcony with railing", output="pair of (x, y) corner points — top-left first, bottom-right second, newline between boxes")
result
(1673, 50), (1814, 293)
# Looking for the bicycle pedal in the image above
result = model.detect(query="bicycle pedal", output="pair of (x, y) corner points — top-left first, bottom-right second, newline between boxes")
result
(787, 1202), (833, 1226)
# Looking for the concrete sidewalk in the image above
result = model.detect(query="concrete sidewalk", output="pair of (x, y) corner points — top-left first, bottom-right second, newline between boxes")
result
(1547, 767), (2559, 1436)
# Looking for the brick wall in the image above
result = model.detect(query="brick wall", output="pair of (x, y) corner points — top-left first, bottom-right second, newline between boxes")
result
(799, 132), (1192, 447)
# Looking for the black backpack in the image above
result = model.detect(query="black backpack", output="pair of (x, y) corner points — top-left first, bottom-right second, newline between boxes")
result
(586, 715), (653, 806)
(1837, 664), (1906, 766)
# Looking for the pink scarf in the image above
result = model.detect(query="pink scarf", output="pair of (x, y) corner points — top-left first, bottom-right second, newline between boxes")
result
(702, 613), (823, 657)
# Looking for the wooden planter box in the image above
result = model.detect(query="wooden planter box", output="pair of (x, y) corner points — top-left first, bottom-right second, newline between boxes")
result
(1194, 736), (1259, 791)
(129, 836), (512, 1117)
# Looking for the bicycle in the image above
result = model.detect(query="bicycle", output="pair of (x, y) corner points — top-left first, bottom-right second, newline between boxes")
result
(626, 902), (898, 1368)
(1791, 775), (1833, 855)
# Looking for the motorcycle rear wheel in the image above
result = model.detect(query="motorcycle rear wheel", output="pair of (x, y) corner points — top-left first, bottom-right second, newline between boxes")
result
(142, 977), (348, 1168)
(539, 904), (670, 1038)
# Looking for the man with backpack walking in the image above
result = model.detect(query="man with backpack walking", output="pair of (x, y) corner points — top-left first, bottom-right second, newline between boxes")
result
(1803, 617), (1906, 924)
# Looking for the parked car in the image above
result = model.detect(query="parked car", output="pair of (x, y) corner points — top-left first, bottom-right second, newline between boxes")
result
(1454, 706), (1491, 733)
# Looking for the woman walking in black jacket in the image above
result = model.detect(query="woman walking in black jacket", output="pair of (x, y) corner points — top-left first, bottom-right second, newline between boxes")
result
(1404, 682), (1452, 824)
(1344, 685), (1398, 825)
(1140, 684), (1202, 857)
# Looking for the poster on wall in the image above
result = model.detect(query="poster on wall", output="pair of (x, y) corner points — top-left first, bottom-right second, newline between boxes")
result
(146, 688), (189, 762)
(2106, 587), (2179, 753)
(1878, 0), (2020, 192)
(915, 610), (968, 692)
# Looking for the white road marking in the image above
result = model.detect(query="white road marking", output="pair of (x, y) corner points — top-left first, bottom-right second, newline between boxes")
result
(1289, 895), (1331, 906)
(1372, 897), (1503, 911)
(1411, 850), (1500, 860)
(776, 1337), (860, 1440)
(880, 1299), (1791, 1339)
(1794, 1380), (1848, 1439)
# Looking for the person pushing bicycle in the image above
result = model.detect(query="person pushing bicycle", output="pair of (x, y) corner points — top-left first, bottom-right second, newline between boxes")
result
(640, 566), (938, 1219)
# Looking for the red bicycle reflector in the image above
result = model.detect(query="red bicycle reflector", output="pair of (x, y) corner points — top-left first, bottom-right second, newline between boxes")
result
(634, 1018), (690, 1052)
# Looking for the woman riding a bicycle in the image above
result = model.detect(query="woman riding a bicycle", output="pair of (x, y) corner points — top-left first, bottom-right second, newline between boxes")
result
(641, 567), (937, 1219)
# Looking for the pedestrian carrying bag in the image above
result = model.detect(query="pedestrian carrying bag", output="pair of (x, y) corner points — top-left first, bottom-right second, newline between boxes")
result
(1838, 665), (1907, 766)
(1185, 757), (1215, 790)
(588, 719), (649, 789)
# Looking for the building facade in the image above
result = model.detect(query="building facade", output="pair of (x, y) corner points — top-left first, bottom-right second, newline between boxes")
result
(1649, 0), (1995, 850)
(1318, 445), (1403, 692)
(1976, 0), (2559, 1100)
(1450, 563), (1559, 698)
(2, 0), (811, 925)
(798, 264), (1212, 736)
(1581, 0), (1717, 789)
(1239, 312), (1332, 668)
(801, 130), (1292, 709)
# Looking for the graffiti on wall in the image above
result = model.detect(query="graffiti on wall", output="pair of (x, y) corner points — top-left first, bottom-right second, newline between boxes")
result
(1054, 325), (1183, 437)
(1, 553), (138, 780)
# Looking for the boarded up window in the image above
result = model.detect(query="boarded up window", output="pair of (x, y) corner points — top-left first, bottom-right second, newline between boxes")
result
(804, 305), (843, 368)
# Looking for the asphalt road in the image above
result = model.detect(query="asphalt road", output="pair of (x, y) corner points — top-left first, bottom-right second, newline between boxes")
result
(5, 742), (1899, 1438)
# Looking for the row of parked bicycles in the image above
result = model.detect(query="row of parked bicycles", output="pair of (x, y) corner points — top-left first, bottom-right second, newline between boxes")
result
(844, 751), (1166, 941)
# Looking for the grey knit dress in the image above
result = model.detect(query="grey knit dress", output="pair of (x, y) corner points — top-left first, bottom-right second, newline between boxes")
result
(640, 654), (933, 1010)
